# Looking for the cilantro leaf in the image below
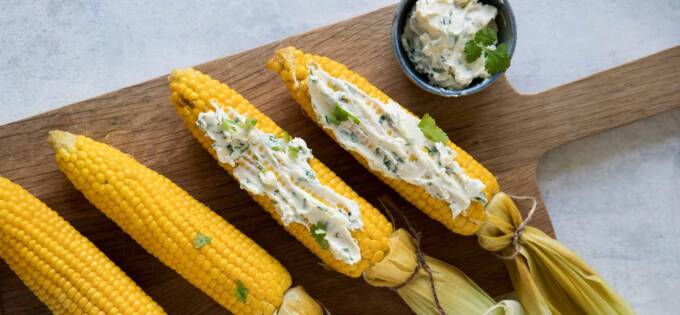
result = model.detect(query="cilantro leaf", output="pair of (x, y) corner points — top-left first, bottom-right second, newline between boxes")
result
(474, 27), (497, 46)
(235, 280), (248, 303)
(463, 27), (511, 74)
(418, 114), (449, 143)
(485, 43), (511, 74)
(327, 105), (360, 125)
(464, 40), (483, 63)
(193, 233), (212, 249)
(310, 221), (329, 250)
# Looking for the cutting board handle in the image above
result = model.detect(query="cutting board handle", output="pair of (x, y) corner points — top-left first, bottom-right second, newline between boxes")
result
(514, 46), (680, 159)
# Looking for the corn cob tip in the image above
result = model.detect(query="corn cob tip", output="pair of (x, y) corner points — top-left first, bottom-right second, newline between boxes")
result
(168, 68), (192, 83)
(276, 286), (323, 315)
(48, 130), (76, 152)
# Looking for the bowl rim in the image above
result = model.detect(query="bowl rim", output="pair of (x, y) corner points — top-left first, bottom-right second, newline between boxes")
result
(391, 0), (517, 97)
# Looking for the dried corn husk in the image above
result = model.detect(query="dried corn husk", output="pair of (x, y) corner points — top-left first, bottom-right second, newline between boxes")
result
(365, 229), (526, 315)
(478, 193), (635, 315)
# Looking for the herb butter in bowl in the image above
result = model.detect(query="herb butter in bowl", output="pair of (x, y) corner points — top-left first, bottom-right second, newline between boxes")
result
(392, 0), (516, 97)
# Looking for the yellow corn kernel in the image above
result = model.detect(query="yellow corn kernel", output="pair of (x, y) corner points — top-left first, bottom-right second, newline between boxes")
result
(48, 131), (291, 315)
(268, 47), (499, 235)
(168, 68), (393, 277)
(0, 176), (165, 315)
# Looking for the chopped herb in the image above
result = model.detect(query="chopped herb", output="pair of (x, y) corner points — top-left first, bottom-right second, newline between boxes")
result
(427, 146), (439, 156)
(378, 114), (391, 125)
(282, 132), (292, 142)
(349, 132), (359, 143)
(463, 27), (510, 74)
(221, 119), (236, 132)
(235, 280), (248, 303)
(243, 117), (257, 129)
(289, 146), (301, 159)
(327, 104), (360, 125)
(193, 233), (212, 249)
(418, 114), (449, 142)
(310, 221), (329, 250)
(383, 157), (398, 173)
(271, 146), (282, 151)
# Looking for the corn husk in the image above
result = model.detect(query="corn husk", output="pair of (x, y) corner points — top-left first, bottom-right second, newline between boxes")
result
(478, 193), (635, 315)
(276, 286), (323, 315)
(364, 229), (526, 315)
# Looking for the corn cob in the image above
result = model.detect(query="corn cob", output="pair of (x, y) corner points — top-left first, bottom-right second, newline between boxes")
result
(0, 176), (165, 315)
(48, 130), (319, 315)
(168, 68), (393, 277)
(166, 69), (527, 315)
(267, 47), (499, 236)
(268, 47), (633, 315)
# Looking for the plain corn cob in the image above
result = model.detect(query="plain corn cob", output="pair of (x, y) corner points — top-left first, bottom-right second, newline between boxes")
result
(48, 131), (309, 315)
(168, 68), (393, 278)
(267, 47), (500, 236)
(0, 176), (165, 315)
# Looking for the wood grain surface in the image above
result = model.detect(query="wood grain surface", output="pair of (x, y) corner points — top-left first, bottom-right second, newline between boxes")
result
(1, 5), (679, 314)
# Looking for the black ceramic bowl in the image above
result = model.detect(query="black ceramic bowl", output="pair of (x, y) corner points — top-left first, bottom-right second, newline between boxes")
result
(392, 0), (517, 97)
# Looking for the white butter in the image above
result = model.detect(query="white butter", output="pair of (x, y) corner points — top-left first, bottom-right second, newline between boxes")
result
(196, 102), (364, 265)
(401, 0), (498, 89)
(307, 65), (487, 220)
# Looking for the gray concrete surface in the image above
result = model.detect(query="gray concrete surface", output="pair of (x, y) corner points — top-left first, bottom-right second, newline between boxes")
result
(1, 1), (679, 313)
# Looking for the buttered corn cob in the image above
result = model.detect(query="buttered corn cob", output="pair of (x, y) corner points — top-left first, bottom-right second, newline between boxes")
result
(268, 47), (634, 315)
(0, 176), (165, 315)
(168, 68), (393, 277)
(167, 69), (525, 315)
(267, 47), (499, 236)
(48, 131), (319, 315)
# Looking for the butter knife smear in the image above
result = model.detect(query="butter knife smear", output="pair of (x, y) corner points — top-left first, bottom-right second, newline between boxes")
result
(196, 102), (363, 264)
(307, 65), (486, 219)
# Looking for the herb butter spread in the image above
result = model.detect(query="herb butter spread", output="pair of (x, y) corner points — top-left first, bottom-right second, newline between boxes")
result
(307, 65), (487, 219)
(401, 0), (497, 89)
(196, 102), (363, 264)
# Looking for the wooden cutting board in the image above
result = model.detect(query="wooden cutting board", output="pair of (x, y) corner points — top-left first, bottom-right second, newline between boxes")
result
(1, 5), (678, 314)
